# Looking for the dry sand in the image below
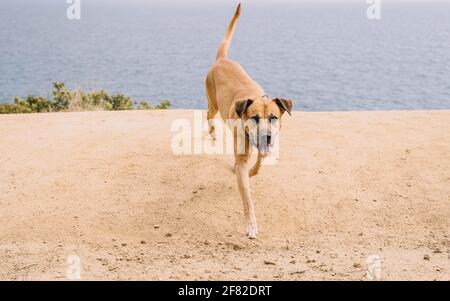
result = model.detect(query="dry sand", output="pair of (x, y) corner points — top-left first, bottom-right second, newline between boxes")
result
(0, 110), (449, 280)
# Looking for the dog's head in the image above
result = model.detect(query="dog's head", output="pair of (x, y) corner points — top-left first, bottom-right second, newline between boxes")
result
(235, 96), (292, 157)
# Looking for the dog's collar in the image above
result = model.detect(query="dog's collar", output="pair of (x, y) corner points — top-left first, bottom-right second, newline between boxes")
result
(253, 95), (270, 101)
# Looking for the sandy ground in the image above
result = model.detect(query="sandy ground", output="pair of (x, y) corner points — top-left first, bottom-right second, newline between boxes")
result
(0, 110), (449, 280)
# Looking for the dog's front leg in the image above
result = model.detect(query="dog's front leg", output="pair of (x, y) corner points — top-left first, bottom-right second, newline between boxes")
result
(235, 160), (258, 239)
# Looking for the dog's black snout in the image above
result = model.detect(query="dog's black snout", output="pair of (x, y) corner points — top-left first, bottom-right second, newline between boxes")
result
(261, 134), (272, 145)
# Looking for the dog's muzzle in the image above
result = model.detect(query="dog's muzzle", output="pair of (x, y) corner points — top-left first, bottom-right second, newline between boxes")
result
(250, 134), (272, 157)
(258, 134), (273, 157)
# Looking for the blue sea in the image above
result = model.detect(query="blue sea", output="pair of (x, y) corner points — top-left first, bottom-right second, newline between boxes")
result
(1, 0), (450, 111)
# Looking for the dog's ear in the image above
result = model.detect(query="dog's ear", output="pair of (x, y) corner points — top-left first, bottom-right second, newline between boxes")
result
(273, 98), (293, 116)
(235, 99), (253, 118)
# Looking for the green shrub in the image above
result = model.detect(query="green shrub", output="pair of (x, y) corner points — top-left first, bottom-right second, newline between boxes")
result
(138, 101), (152, 110)
(154, 100), (171, 110)
(0, 82), (171, 114)
(110, 94), (134, 111)
(51, 82), (71, 111)
(79, 90), (111, 111)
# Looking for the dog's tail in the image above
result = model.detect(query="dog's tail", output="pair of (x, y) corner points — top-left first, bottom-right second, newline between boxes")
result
(216, 3), (241, 61)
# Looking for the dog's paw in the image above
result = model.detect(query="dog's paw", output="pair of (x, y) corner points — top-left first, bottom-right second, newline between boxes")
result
(208, 123), (216, 141)
(246, 224), (258, 239)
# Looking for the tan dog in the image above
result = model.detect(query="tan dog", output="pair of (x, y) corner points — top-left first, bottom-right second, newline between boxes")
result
(205, 3), (293, 239)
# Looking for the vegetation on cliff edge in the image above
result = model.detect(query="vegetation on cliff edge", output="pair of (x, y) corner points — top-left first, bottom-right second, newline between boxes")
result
(0, 82), (171, 114)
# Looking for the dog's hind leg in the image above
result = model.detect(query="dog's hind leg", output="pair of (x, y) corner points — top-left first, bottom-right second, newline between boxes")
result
(207, 108), (217, 141)
(206, 72), (218, 140)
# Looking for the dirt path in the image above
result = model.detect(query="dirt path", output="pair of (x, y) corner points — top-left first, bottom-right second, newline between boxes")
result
(0, 110), (449, 280)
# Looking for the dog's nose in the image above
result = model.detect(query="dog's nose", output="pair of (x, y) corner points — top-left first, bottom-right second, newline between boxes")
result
(261, 134), (271, 145)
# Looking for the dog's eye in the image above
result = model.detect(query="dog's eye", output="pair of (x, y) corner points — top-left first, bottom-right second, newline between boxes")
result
(269, 115), (278, 122)
(251, 115), (260, 124)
